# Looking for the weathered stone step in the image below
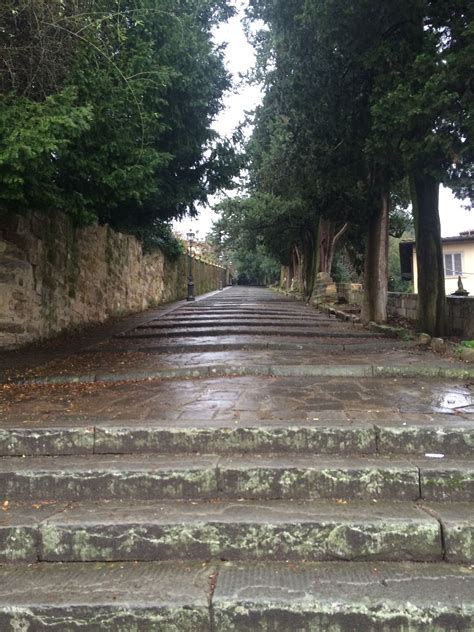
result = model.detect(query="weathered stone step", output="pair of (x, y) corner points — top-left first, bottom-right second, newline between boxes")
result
(1, 453), (472, 502)
(1, 417), (472, 458)
(175, 307), (333, 316)
(158, 314), (326, 323)
(0, 499), (447, 564)
(0, 560), (213, 631)
(212, 561), (474, 631)
(420, 502), (473, 563)
(100, 339), (408, 355)
(118, 328), (382, 339)
(11, 363), (474, 386)
(0, 561), (471, 631)
(139, 319), (340, 329)
(94, 422), (375, 456)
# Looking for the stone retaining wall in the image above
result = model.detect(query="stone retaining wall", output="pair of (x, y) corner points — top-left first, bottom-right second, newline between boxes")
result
(387, 292), (419, 321)
(0, 211), (223, 349)
(387, 292), (474, 338)
(336, 283), (363, 305)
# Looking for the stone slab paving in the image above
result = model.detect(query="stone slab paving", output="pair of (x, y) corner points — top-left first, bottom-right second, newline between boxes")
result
(9, 343), (439, 383)
(1, 376), (472, 424)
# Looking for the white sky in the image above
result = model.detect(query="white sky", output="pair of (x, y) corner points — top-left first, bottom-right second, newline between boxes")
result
(174, 1), (472, 240)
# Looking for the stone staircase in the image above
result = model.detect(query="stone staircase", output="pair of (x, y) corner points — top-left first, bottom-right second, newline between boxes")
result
(0, 287), (472, 630)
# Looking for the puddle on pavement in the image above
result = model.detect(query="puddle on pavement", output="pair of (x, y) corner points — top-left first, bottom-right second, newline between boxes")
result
(432, 387), (473, 413)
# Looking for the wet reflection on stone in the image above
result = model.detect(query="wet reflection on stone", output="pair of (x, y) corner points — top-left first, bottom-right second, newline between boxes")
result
(432, 388), (474, 414)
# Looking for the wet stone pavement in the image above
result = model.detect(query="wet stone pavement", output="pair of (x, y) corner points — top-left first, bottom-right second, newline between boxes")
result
(0, 286), (473, 631)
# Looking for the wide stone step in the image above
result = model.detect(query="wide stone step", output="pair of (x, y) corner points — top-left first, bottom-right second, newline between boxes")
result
(0, 561), (472, 631)
(0, 499), (448, 564)
(158, 315), (327, 324)
(118, 328), (382, 339)
(176, 307), (314, 315)
(212, 561), (474, 631)
(102, 340), (402, 355)
(138, 319), (339, 329)
(1, 418), (472, 458)
(0, 454), (472, 502)
(0, 560), (212, 631)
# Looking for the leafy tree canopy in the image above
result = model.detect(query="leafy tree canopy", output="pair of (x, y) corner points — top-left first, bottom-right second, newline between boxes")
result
(0, 0), (241, 233)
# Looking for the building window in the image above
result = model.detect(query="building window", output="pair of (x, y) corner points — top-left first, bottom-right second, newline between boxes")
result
(444, 252), (463, 277)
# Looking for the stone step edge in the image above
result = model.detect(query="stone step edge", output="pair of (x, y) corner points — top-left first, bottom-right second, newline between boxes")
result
(2, 499), (470, 565)
(212, 561), (474, 630)
(139, 319), (337, 328)
(5, 363), (473, 386)
(76, 340), (410, 355)
(116, 330), (381, 340)
(0, 560), (472, 632)
(0, 501), (474, 564)
(1, 454), (472, 503)
(1, 420), (473, 457)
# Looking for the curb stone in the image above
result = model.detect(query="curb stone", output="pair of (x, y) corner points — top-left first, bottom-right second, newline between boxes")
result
(5, 363), (474, 386)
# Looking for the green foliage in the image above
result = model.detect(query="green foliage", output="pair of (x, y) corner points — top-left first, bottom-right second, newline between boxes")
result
(367, 1), (474, 202)
(0, 0), (239, 229)
(460, 340), (474, 349)
(209, 194), (283, 284)
(388, 236), (412, 292)
(233, 244), (280, 286)
(331, 253), (353, 284)
(243, 0), (472, 318)
(126, 222), (185, 260)
(0, 88), (92, 215)
(243, 0), (412, 293)
(211, 193), (305, 266)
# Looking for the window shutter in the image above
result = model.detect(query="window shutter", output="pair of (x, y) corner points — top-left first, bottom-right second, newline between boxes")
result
(445, 254), (453, 276)
(454, 253), (462, 275)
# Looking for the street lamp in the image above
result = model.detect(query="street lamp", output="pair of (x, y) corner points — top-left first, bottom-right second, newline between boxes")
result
(219, 254), (224, 290)
(186, 231), (195, 301)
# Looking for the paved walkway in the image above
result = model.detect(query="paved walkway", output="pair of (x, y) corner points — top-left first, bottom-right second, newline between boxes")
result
(1, 286), (472, 384)
(0, 286), (472, 630)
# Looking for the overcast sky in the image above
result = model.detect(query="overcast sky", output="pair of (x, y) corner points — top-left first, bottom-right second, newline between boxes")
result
(174, 0), (472, 240)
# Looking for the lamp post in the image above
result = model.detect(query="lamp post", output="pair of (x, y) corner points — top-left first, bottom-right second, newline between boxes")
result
(186, 231), (195, 301)
(219, 254), (224, 290)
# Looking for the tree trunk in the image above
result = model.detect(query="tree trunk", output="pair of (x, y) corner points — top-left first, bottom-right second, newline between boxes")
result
(319, 217), (335, 274)
(327, 222), (348, 275)
(319, 218), (349, 275)
(361, 184), (389, 324)
(410, 173), (445, 336)
(302, 225), (320, 301)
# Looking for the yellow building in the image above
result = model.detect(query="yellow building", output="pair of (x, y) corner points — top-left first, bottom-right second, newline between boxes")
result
(400, 230), (474, 295)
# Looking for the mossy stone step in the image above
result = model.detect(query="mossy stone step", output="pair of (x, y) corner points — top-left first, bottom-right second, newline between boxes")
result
(0, 561), (212, 631)
(0, 499), (443, 564)
(0, 418), (472, 458)
(140, 319), (337, 329)
(118, 328), (380, 339)
(212, 561), (474, 632)
(1, 560), (470, 631)
(1, 453), (472, 502)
